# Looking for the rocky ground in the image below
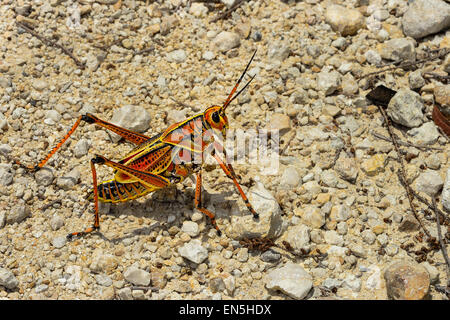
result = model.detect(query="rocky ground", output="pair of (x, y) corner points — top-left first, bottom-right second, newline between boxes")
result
(0, 0), (449, 300)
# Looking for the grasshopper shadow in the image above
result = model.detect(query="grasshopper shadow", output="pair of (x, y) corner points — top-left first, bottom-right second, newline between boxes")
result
(95, 187), (241, 243)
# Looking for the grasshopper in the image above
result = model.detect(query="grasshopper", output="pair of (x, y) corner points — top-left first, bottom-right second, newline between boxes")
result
(14, 51), (259, 239)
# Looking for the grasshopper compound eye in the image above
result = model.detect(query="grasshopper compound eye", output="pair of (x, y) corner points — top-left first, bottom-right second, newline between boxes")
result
(212, 111), (220, 123)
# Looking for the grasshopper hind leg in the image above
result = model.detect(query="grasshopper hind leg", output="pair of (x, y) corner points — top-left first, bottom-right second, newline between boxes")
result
(194, 171), (222, 236)
(67, 156), (102, 240)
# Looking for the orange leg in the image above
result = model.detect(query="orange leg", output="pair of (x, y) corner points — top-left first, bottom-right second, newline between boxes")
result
(213, 153), (259, 219)
(194, 171), (222, 236)
(14, 113), (151, 173)
(14, 115), (83, 172)
(67, 157), (101, 239)
(83, 113), (150, 145)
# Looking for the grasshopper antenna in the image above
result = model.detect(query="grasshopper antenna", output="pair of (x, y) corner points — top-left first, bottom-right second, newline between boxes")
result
(222, 49), (257, 112)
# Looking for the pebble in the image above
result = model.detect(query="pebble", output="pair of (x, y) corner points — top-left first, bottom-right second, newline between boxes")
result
(342, 275), (361, 292)
(212, 32), (240, 53)
(300, 206), (325, 229)
(361, 154), (386, 176)
(202, 51), (215, 61)
(268, 113), (291, 136)
(414, 169), (444, 196)
(35, 284), (49, 293)
(285, 225), (311, 252)
(434, 85), (449, 113)
(317, 67), (341, 96)
(280, 166), (301, 188)
(387, 89), (424, 128)
(385, 244), (399, 256)
(260, 250), (281, 263)
(265, 263), (313, 300)
(379, 38), (416, 62)
(324, 5), (364, 36)
(209, 277), (226, 293)
(402, 0), (450, 39)
(407, 122), (440, 145)
(0, 164), (13, 186)
(95, 274), (113, 287)
(52, 236), (67, 249)
(178, 239), (208, 264)
(365, 50), (382, 66)
(442, 168), (450, 211)
(361, 230), (376, 245)
(384, 260), (430, 300)
(267, 42), (291, 62)
(35, 168), (54, 187)
(398, 215), (420, 232)
(181, 221), (200, 237)
(0, 267), (19, 290)
(56, 167), (81, 190)
(89, 252), (118, 274)
(349, 244), (367, 258)
(189, 2), (208, 17)
(408, 70), (425, 90)
(421, 262), (439, 284)
(166, 49), (187, 64)
(32, 79), (49, 91)
(6, 204), (30, 225)
(109, 105), (151, 143)
(334, 154), (358, 183)
(123, 266), (151, 286)
(324, 230), (344, 246)
(50, 215), (64, 231)
(73, 139), (90, 158)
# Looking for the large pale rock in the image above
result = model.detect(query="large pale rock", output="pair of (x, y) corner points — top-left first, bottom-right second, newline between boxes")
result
(228, 181), (284, 239)
(0, 267), (19, 289)
(325, 5), (365, 36)
(414, 169), (444, 196)
(402, 0), (450, 39)
(407, 122), (440, 145)
(109, 105), (151, 143)
(265, 263), (313, 299)
(284, 225), (311, 253)
(178, 239), (208, 264)
(379, 38), (416, 62)
(123, 266), (151, 286)
(212, 31), (240, 53)
(317, 67), (341, 96)
(387, 89), (424, 128)
(6, 205), (30, 225)
(0, 164), (13, 186)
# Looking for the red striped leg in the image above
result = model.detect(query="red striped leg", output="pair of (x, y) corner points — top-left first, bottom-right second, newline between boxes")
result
(213, 154), (259, 219)
(194, 171), (222, 236)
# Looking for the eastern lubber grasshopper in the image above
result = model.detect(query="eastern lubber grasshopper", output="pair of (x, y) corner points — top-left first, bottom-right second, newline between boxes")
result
(13, 51), (259, 239)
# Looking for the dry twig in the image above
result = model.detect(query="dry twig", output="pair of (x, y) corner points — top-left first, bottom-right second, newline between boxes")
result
(377, 105), (431, 238)
(371, 131), (443, 151)
(280, 130), (296, 156)
(16, 21), (85, 70)
(432, 196), (450, 290)
(358, 48), (449, 80)
(210, 0), (247, 23)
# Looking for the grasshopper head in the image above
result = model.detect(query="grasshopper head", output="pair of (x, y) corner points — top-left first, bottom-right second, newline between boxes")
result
(204, 105), (229, 136)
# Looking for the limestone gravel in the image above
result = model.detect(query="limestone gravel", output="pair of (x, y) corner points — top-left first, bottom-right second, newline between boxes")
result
(0, 0), (448, 301)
